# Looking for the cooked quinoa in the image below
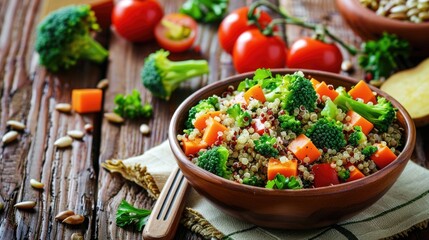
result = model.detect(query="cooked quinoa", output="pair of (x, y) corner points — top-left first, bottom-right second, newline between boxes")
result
(177, 70), (404, 189)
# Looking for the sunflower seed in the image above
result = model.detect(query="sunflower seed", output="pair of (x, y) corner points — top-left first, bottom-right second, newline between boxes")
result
(84, 124), (93, 133)
(341, 60), (354, 72)
(71, 233), (84, 240)
(2, 131), (18, 144)
(67, 130), (84, 139)
(54, 136), (73, 148)
(62, 214), (85, 225)
(104, 113), (124, 124)
(55, 210), (75, 221)
(56, 103), (72, 113)
(14, 201), (36, 210)
(30, 179), (44, 189)
(0, 202), (4, 212)
(390, 5), (409, 13)
(96, 79), (109, 89)
(140, 124), (150, 135)
(6, 120), (26, 131)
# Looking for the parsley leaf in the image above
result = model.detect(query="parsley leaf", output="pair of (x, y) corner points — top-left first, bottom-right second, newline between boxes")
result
(116, 200), (151, 231)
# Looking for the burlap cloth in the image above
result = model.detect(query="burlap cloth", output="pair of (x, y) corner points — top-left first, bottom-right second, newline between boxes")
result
(102, 141), (429, 240)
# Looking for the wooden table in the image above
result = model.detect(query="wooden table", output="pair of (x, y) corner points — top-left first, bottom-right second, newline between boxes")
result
(0, 0), (428, 239)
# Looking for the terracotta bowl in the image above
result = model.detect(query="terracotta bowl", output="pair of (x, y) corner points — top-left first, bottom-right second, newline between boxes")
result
(168, 69), (416, 229)
(336, 0), (429, 57)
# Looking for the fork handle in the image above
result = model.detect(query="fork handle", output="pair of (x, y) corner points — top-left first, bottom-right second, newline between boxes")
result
(143, 166), (190, 240)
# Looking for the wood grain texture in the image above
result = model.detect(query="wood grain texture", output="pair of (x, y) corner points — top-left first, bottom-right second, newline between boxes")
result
(0, 0), (428, 239)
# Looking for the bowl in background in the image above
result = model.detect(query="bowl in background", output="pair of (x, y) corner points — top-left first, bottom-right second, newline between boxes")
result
(168, 69), (416, 229)
(336, 0), (429, 57)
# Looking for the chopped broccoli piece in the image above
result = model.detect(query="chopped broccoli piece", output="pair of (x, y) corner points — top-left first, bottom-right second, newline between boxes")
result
(242, 176), (265, 187)
(338, 169), (350, 181)
(196, 146), (230, 178)
(185, 96), (218, 129)
(35, 5), (108, 72)
(114, 90), (153, 119)
(180, 0), (228, 23)
(254, 134), (279, 158)
(141, 49), (209, 100)
(265, 174), (302, 190)
(321, 98), (339, 120)
(362, 145), (378, 158)
(226, 104), (251, 127)
(348, 126), (367, 146)
(278, 113), (301, 134)
(263, 71), (317, 114)
(334, 88), (396, 132)
(306, 118), (346, 151)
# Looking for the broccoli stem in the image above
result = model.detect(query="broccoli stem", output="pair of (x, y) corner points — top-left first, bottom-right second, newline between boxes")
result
(78, 35), (109, 63)
(164, 60), (209, 82)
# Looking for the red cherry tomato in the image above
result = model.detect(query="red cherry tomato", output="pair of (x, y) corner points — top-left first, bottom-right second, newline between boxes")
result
(232, 29), (286, 73)
(218, 7), (273, 54)
(112, 0), (164, 42)
(312, 163), (340, 188)
(154, 13), (198, 53)
(287, 37), (343, 73)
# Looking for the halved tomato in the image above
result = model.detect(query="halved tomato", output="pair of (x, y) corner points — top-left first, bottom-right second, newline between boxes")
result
(154, 13), (198, 53)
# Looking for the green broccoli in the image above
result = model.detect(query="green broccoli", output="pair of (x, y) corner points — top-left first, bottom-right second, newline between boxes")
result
(141, 49), (209, 100)
(242, 176), (265, 187)
(254, 134), (279, 158)
(321, 98), (339, 120)
(265, 174), (302, 190)
(264, 72), (317, 114)
(196, 146), (230, 178)
(338, 169), (350, 181)
(180, 0), (228, 23)
(348, 126), (367, 146)
(362, 145), (378, 158)
(306, 118), (346, 151)
(114, 90), (153, 119)
(278, 113), (301, 134)
(185, 96), (218, 129)
(334, 88), (396, 132)
(35, 5), (108, 72)
(226, 104), (251, 127)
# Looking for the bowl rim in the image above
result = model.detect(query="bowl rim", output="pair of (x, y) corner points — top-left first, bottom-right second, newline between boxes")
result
(338, 0), (429, 28)
(168, 68), (416, 196)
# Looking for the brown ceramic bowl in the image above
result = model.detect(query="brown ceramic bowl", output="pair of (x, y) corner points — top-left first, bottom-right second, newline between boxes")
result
(336, 0), (429, 57)
(168, 69), (416, 229)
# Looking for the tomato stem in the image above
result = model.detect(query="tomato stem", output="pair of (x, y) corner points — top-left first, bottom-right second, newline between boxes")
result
(249, 0), (359, 56)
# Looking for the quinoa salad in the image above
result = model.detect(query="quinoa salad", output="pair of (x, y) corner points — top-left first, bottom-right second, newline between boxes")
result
(177, 69), (404, 189)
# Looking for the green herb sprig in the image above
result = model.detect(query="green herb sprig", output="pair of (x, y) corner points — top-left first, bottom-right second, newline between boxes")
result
(114, 89), (153, 119)
(180, 0), (229, 23)
(265, 174), (302, 190)
(116, 200), (151, 231)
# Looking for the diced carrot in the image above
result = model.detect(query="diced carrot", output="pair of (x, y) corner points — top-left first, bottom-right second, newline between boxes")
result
(310, 78), (320, 88)
(243, 85), (266, 104)
(202, 120), (227, 146)
(287, 134), (321, 163)
(182, 138), (208, 156)
(370, 144), (397, 169)
(348, 80), (377, 104)
(345, 164), (365, 182)
(193, 111), (222, 131)
(345, 110), (374, 135)
(267, 158), (298, 180)
(315, 81), (338, 101)
(72, 89), (103, 113)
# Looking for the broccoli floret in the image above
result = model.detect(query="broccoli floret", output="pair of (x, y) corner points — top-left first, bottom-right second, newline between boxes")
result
(338, 169), (350, 181)
(265, 174), (302, 190)
(334, 88), (396, 132)
(242, 176), (265, 187)
(362, 145), (378, 158)
(141, 49), (209, 100)
(196, 146), (230, 178)
(254, 134), (279, 158)
(278, 113), (301, 134)
(264, 72), (317, 114)
(321, 98), (339, 120)
(35, 5), (108, 72)
(185, 96), (218, 129)
(114, 90), (153, 119)
(306, 118), (346, 151)
(226, 104), (251, 127)
(348, 126), (367, 146)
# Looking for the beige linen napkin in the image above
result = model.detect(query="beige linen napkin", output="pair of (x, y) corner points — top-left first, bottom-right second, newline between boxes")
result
(103, 141), (429, 240)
